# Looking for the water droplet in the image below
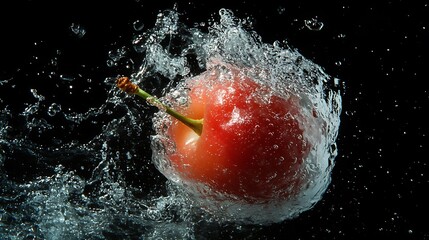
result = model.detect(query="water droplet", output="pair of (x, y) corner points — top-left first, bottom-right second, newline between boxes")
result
(304, 18), (324, 31)
(146, 97), (166, 111)
(126, 151), (132, 160)
(108, 47), (128, 62)
(70, 23), (86, 38)
(47, 103), (62, 117)
(337, 33), (346, 39)
(59, 74), (75, 81)
(334, 78), (340, 86)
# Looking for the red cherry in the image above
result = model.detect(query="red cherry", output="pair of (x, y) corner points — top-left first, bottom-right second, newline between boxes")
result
(167, 67), (310, 202)
(116, 64), (329, 223)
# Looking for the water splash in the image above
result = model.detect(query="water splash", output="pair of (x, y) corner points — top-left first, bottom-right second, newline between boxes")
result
(149, 9), (341, 224)
(0, 8), (341, 239)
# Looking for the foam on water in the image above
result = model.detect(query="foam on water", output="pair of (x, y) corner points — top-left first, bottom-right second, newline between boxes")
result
(0, 8), (341, 239)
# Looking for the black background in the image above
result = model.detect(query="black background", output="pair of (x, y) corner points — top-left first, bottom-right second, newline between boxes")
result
(1, 0), (428, 239)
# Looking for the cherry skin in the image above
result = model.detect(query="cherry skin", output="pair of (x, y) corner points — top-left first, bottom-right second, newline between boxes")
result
(168, 68), (310, 203)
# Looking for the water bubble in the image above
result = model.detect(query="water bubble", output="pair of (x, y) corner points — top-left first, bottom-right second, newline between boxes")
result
(133, 19), (145, 31)
(132, 35), (147, 53)
(106, 59), (115, 67)
(47, 103), (62, 117)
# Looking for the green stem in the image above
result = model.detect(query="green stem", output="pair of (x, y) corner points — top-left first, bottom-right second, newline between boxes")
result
(116, 77), (203, 135)
(134, 88), (203, 136)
